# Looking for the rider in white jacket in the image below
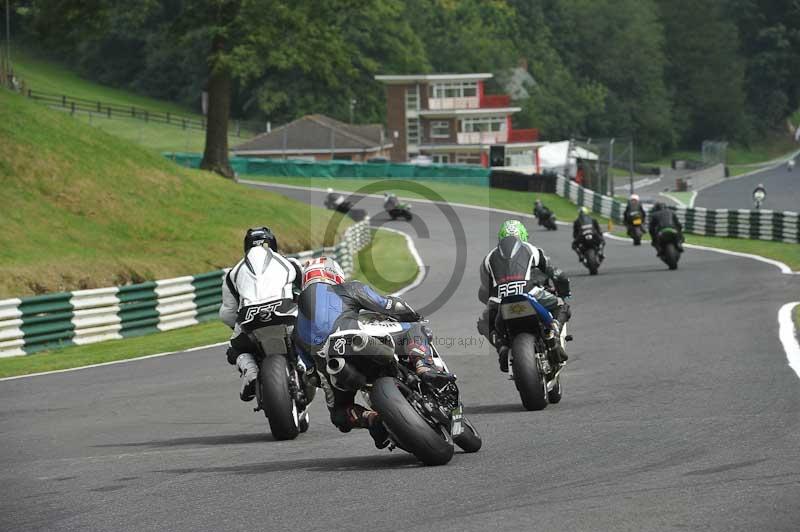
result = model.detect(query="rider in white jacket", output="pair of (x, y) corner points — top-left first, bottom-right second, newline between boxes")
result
(219, 227), (302, 401)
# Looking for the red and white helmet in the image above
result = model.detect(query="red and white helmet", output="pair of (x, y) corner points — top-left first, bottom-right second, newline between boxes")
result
(302, 256), (345, 289)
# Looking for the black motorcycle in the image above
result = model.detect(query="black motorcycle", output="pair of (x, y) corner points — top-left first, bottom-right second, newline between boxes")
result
(534, 207), (558, 231)
(654, 227), (682, 270)
(575, 230), (604, 275)
(324, 315), (481, 466)
(385, 202), (413, 221)
(324, 194), (367, 221)
(240, 300), (317, 440)
(494, 293), (567, 411)
(627, 211), (644, 245)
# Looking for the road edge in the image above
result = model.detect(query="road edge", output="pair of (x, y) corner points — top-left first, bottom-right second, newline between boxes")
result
(778, 302), (800, 379)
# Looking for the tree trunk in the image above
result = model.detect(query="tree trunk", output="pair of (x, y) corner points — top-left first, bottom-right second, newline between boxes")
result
(200, 35), (234, 178)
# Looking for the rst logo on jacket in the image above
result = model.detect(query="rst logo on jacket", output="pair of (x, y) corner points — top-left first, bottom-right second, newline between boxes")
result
(497, 280), (526, 298)
(243, 301), (283, 323)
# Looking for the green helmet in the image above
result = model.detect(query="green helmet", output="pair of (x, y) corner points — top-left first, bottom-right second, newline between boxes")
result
(580, 206), (590, 215)
(498, 219), (528, 242)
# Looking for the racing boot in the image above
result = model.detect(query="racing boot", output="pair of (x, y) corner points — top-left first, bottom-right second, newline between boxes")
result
(236, 353), (259, 402)
(544, 320), (568, 364)
(347, 405), (390, 449)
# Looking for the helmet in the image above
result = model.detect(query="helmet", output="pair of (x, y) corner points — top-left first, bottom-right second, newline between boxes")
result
(301, 256), (345, 289)
(244, 226), (277, 254)
(630, 194), (640, 202)
(498, 220), (528, 242)
(327, 188), (334, 194)
(535, 198), (542, 206)
(757, 183), (764, 189)
(652, 202), (666, 212)
(579, 206), (590, 215)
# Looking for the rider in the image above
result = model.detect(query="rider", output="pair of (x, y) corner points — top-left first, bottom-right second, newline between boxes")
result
(533, 198), (552, 222)
(752, 183), (767, 205)
(623, 193), (646, 230)
(477, 220), (571, 372)
(294, 257), (452, 447)
(648, 203), (684, 252)
(326, 188), (344, 208)
(383, 192), (399, 212)
(219, 227), (303, 401)
(572, 206), (605, 260)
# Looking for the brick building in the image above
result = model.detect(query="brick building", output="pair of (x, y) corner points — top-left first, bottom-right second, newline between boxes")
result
(374, 73), (541, 165)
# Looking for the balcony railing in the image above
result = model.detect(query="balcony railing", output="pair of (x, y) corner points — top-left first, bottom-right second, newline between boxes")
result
(507, 128), (540, 143)
(427, 97), (480, 110)
(479, 94), (511, 108)
(457, 131), (508, 144)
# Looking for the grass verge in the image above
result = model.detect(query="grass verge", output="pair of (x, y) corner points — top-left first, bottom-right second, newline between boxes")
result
(352, 229), (419, 294)
(0, 89), (350, 297)
(0, 321), (231, 379)
(0, 229), (418, 378)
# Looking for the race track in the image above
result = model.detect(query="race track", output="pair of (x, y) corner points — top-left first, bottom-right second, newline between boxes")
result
(1, 184), (798, 532)
(695, 161), (800, 211)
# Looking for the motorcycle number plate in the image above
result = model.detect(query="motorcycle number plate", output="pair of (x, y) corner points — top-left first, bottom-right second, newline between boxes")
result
(633, 219), (642, 226)
(451, 406), (464, 437)
(500, 302), (535, 320)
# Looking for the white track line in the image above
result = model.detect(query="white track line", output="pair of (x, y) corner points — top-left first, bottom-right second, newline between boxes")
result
(778, 302), (800, 379)
(0, 342), (228, 382)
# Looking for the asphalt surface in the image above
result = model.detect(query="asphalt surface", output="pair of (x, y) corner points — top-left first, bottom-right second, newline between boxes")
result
(696, 161), (800, 212)
(2, 184), (799, 532)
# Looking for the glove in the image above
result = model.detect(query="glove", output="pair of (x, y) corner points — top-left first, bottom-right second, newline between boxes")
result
(419, 369), (456, 386)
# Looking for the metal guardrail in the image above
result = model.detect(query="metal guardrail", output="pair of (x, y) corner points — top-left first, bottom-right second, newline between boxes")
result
(0, 220), (371, 357)
(555, 175), (799, 243)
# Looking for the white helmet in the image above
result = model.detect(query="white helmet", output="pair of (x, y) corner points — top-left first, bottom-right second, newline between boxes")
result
(327, 188), (334, 194)
(630, 193), (640, 202)
(301, 256), (345, 289)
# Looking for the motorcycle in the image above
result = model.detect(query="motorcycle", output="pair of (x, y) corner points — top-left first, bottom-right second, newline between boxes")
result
(654, 227), (682, 270)
(753, 190), (766, 210)
(788, 159), (795, 172)
(386, 202), (413, 221)
(575, 229), (604, 275)
(627, 212), (644, 245)
(323, 314), (481, 466)
(534, 207), (558, 231)
(324, 194), (367, 221)
(493, 292), (568, 411)
(240, 299), (317, 440)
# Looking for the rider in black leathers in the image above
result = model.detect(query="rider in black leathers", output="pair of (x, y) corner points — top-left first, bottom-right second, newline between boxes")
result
(648, 202), (684, 252)
(623, 194), (646, 227)
(572, 207), (605, 260)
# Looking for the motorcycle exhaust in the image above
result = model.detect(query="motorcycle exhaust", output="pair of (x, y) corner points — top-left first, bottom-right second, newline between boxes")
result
(326, 357), (367, 389)
(351, 333), (395, 364)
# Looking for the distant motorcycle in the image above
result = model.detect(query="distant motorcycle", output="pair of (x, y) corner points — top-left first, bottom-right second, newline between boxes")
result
(575, 230), (604, 275)
(324, 314), (481, 465)
(627, 212), (644, 246)
(654, 227), (682, 270)
(788, 159), (795, 172)
(753, 189), (766, 210)
(384, 195), (413, 221)
(324, 192), (366, 221)
(533, 207), (558, 231)
(492, 291), (568, 411)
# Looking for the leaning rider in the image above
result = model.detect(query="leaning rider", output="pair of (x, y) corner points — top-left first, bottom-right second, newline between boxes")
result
(219, 227), (303, 402)
(571, 206), (605, 261)
(477, 220), (571, 372)
(294, 257), (452, 447)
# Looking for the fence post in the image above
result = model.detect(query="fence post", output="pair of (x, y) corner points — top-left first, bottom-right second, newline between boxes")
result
(97, 101), (101, 112)
(107, 107), (111, 119)
(236, 120), (241, 137)
(131, 106), (135, 118)
(144, 110), (148, 122)
(182, 118), (186, 130)
(70, 101), (75, 115)
(62, 95), (66, 107)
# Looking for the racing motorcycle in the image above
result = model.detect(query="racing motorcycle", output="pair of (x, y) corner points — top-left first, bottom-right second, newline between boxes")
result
(323, 314), (481, 466)
(493, 292), (568, 411)
(534, 207), (558, 231)
(240, 299), (317, 440)
(654, 227), (682, 270)
(575, 229), (604, 275)
(385, 200), (413, 221)
(324, 193), (366, 221)
(753, 189), (766, 210)
(627, 211), (644, 246)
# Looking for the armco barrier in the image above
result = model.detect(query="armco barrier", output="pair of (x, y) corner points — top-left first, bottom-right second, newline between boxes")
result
(164, 152), (490, 186)
(555, 175), (799, 243)
(0, 220), (371, 357)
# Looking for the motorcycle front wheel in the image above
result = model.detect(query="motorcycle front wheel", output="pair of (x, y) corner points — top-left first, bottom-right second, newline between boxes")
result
(370, 377), (454, 466)
(585, 247), (599, 275)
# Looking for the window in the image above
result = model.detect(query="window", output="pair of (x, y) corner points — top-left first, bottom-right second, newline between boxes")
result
(431, 81), (479, 99)
(406, 118), (420, 145)
(431, 120), (450, 139)
(405, 86), (419, 111)
(432, 154), (449, 164)
(462, 116), (507, 133)
(456, 155), (481, 165)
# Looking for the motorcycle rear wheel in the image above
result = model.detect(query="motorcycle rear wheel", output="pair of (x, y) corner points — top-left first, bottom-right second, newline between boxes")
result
(663, 243), (679, 270)
(585, 248), (599, 275)
(512, 333), (548, 411)
(370, 377), (454, 466)
(260, 356), (300, 440)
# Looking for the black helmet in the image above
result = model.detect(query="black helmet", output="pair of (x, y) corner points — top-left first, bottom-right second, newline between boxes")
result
(244, 226), (277, 254)
(652, 202), (666, 212)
